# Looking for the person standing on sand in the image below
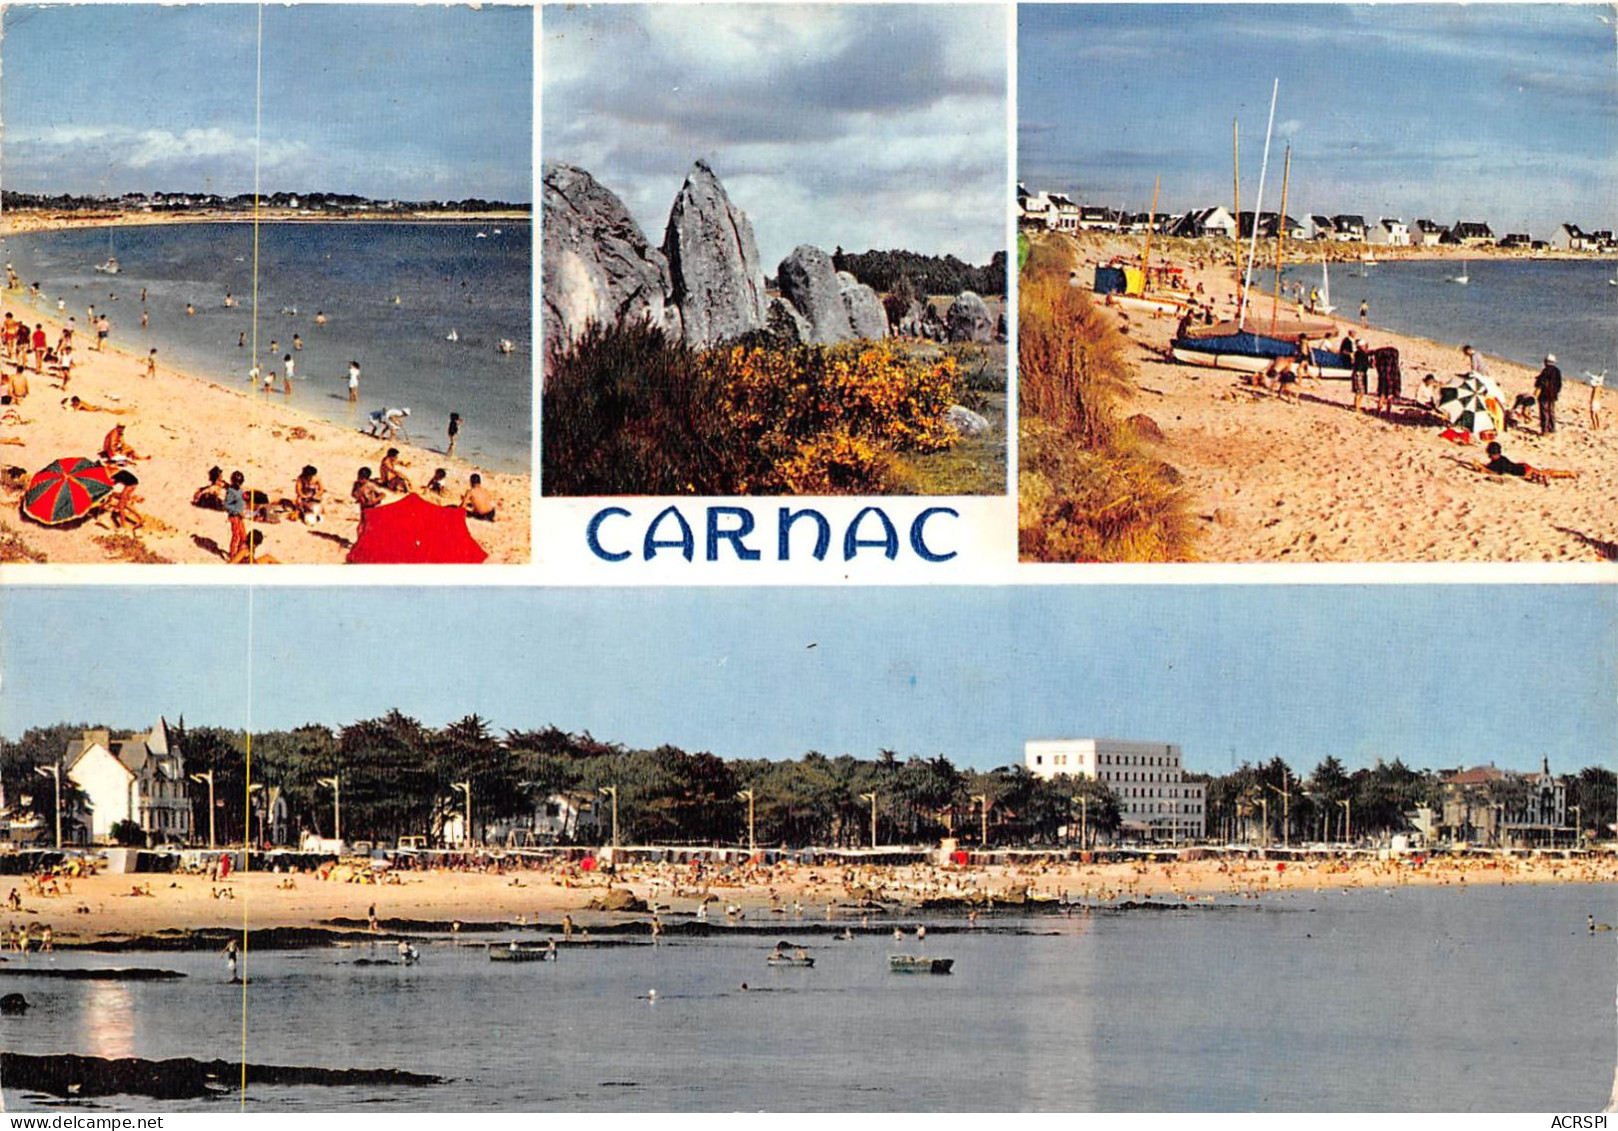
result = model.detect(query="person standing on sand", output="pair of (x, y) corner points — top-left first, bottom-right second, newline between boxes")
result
(95, 314), (110, 351)
(1350, 337), (1372, 414)
(348, 361), (361, 403)
(1462, 344), (1490, 378)
(447, 413), (462, 457)
(1534, 354), (1561, 434)
(145, 349), (157, 379)
(1589, 372), (1605, 431)
(1358, 299), (1368, 326)
(224, 471), (248, 561)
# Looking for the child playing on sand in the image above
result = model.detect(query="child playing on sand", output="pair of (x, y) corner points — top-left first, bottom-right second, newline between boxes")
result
(462, 473), (496, 522)
(224, 471), (248, 560)
(109, 470), (145, 530)
(294, 466), (325, 524)
(145, 349), (157, 379)
(424, 468), (448, 496)
(379, 449), (412, 494)
(1590, 373), (1605, 431)
(352, 467), (385, 514)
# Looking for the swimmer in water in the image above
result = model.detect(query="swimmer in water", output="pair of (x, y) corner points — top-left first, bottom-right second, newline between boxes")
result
(315, 311), (327, 325)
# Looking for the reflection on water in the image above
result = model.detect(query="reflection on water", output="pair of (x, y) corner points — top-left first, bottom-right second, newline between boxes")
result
(81, 980), (135, 1061)
(1, 883), (1611, 1112)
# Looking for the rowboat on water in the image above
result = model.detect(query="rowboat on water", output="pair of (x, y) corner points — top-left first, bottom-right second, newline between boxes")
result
(489, 942), (556, 963)
(767, 954), (815, 968)
(888, 954), (953, 975)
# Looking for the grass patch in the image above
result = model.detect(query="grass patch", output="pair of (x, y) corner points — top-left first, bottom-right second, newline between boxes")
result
(91, 533), (172, 564)
(0, 520), (46, 563)
(1018, 234), (1197, 561)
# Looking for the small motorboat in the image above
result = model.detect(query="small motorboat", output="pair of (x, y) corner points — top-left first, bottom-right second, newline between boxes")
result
(489, 942), (556, 963)
(888, 954), (953, 975)
(767, 953), (815, 968)
(94, 257), (121, 275)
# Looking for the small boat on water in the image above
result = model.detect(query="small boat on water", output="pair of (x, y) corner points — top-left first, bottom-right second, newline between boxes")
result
(888, 954), (953, 975)
(1448, 261), (1470, 285)
(94, 257), (121, 275)
(489, 942), (555, 963)
(767, 954), (815, 968)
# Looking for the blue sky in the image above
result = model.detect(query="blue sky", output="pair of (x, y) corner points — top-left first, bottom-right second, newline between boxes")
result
(2, 586), (1612, 776)
(1, 4), (532, 201)
(1020, 4), (1618, 239)
(544, 4), (1007, 266)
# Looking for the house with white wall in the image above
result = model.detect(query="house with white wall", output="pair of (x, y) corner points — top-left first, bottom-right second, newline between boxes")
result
(64, 720), (191, 843)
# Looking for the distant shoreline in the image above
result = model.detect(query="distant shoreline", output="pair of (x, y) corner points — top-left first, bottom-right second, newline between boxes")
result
(0, 210), (531, 237)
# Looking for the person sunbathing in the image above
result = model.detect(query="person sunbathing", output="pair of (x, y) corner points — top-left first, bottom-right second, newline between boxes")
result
(62, 395), (123, 414)
(192, 466), (228, 508)
(228, 528), (281, 565)
(1472, 441), (1578, 485)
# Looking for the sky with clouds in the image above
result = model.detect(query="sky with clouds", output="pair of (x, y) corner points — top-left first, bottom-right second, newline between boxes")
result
(3, 585), (1612, 777)
(1, 4), (532, 202)
(543, 4), (1008, 267)
(1020, 4), (1618, 238)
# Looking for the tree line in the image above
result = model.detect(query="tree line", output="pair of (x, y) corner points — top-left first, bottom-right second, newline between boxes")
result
(1, 717), (1610, 850)
(829, 247), (1008, 299)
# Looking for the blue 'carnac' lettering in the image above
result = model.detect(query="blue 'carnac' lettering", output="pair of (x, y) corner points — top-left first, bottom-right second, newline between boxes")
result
(643, 505), (695, 561)
(706, 506), (760, 561)
(909, 506), (959, 562)
(779, 507), (831, 561)
(843, 506), (899, 560)
(586, 506), (632, 562)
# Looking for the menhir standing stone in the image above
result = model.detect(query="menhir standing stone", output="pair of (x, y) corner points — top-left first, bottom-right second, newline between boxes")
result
(766, 296), (811, 344)
(542, 163), (678, 361)
(837, 271), (890, 340)
(776, 245), (854, 344)
(945, 291), (994, 344)
(662, 160), (767, 347)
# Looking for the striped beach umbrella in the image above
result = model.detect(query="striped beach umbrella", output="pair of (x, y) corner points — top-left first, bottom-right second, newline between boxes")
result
(21, 457), (116, 525)
(1437, 375), (1504, 436)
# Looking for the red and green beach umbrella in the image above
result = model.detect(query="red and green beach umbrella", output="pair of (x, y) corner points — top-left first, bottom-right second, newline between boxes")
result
(21, 457), (116, 525)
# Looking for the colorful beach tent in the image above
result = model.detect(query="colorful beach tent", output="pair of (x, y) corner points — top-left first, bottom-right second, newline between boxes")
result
(345, 493), (489, 564)
(21, 457), (116, 525)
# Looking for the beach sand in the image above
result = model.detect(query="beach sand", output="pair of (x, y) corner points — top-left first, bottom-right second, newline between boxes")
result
(20, 852), (1613, 945)
(0, 221), (530, 566)
(1061, 233), (1617, 562)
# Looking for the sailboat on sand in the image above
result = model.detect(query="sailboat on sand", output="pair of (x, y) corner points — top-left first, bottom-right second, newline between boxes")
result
(1171, 82), (1351, 380)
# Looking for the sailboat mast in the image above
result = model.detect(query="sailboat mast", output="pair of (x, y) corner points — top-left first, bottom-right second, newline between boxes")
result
(1139, 175), (1160, 281)
(1270, 144), (1291, 334)
(1238, 79), (1279, 330)
(1232, 119), (1241, 290)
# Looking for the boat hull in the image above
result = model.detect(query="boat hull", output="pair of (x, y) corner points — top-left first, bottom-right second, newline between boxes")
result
(1106, 292), (1188, 316)
(888, 955), (953, 975)
(489, 947), (555, 963)
(1171, 335), (1352, 380)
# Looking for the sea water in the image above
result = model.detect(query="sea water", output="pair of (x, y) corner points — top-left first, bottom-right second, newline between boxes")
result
(1284, 257), (1617, 384)
(0, 222), (532, 472)
(2, 883), (1610, 1112)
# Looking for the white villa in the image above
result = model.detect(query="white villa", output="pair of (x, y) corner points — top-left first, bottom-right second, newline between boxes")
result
(65, 719), (191, 843)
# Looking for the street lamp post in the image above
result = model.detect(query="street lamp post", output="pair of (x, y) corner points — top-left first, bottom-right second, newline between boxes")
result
(451, 781), (472, 847)
(1072, 795), (1089, 850)
(859, 792), (877, 849)
(1569, 804), (1582, 848)
(1265, 777), (1291, 848)
(317, 776), (341, 844)
(971, 794), (989, 847)
(1337, 798), (1352, 845)
(1259, 797), (1270, 849)
(33, 765), (61, 850)
(189, 770), (217, 848)
(247, 783), (282, 847)
(737, 789), (756, 854)
(599, 786), (619, 852)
